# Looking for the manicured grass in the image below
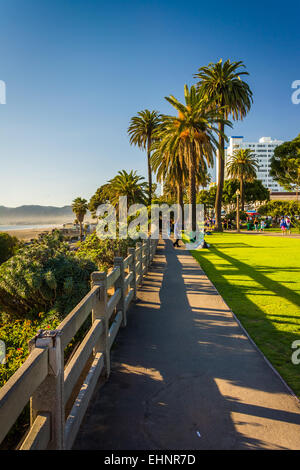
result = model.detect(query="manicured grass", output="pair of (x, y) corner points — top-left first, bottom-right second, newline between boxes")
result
(191, 233), (300, 397)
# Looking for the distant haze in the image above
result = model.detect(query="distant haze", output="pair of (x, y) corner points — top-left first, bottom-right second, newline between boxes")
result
(0, 205), (92, 225)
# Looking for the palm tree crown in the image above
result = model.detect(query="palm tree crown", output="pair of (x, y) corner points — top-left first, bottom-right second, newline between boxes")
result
(128, 109), (161, 204)
(157, 84), (228, 231)
(108, 170), (147, 207)
(226, 148), (258, 210)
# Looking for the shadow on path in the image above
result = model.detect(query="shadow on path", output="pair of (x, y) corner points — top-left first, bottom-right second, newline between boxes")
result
(73, 240), (300, 450)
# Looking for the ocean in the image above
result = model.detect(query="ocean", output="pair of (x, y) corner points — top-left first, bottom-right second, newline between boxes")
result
(0, 224), (61, 232)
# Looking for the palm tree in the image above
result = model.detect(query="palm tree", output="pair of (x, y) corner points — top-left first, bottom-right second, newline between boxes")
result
(128, 110), (161, 205)
(157, 85), (228, 231)
(195, 59), (253, 231)
(72, 197), (89, 241)
(108, 170), (147, 208)
(151, 146), (187, 212)
(226, 148), (258, 211)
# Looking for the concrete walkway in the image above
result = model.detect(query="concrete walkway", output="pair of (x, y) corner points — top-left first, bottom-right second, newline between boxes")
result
(74, 240), (300, 450)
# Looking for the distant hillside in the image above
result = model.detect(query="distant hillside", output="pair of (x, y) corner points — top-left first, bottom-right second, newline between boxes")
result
(0, 205), (90, 225)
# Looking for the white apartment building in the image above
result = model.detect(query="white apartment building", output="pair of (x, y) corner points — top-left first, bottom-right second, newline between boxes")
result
(224, 136), (284, 192)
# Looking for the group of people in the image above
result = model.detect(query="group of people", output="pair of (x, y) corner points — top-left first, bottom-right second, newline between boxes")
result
(279, 216), (291, 235)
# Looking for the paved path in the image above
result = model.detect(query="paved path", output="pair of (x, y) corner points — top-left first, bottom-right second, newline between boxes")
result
(74, 240), (300, 450)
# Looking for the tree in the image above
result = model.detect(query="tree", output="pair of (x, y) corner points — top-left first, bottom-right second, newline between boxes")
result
(156, 85), (226, 231)
(226, 148), (258, 211)
(72, 197), (89, 242)
(108, 170), (147, 208)
(151, 140), (187, 212)
(128, 110), (161, 205)
(270, 134), (300, 199)
(195, 59), (253, 231)
(258, 200), (300, 218)
(0, 232), (20, 265)
(89, 184), (110, 217)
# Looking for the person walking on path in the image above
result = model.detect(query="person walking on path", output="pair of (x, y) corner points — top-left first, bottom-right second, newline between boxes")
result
(280, 216), (287, 235)
(173, 218), (182, 247)
(254, 217), (259, 232)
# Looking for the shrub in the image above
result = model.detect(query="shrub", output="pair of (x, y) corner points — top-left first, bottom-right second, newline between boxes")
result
(0, 232), (20, 265)
(0, 231), (97, 320)
(75, 232), (133, 270)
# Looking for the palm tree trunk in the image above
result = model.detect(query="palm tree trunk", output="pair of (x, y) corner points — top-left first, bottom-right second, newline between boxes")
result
(147, 137), (152, 206)
(240, 177), (245, 212)
(189, 142), (196, 232)
(80, 222), (83, 242)
(215, 120), (225, 231)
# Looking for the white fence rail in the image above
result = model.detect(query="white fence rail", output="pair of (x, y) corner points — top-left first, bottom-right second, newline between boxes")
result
(0, 237), (158, 450)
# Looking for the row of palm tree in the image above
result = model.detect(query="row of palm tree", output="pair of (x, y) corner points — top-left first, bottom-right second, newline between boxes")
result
(128, 59), (253, 231)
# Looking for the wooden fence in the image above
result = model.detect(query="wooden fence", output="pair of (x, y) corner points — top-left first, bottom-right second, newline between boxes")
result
(0, 237), (158, 450)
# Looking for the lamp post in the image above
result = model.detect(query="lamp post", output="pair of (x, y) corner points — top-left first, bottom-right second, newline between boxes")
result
(236, 189), (240, 233)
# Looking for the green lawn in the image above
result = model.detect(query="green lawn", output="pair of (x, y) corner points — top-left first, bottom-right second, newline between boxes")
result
(191, 233), (300, 397)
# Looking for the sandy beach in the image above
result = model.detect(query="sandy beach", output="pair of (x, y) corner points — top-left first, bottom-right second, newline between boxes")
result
(3, 227), (58, 242)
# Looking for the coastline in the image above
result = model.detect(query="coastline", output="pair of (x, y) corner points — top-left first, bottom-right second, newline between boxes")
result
(2, 226), (60, 242)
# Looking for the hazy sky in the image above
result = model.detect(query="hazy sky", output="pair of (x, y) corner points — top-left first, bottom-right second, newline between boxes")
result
(0, 0), (299, 207)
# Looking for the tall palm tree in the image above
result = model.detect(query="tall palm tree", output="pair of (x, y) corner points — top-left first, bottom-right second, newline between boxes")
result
(157, 85), (228, 231)
(195, 59), (253, 231)
(72, 197), (89, 241)
(128, 110), (161, 205)
(226, 148), (258, 211)
(108, 170), (147, 208)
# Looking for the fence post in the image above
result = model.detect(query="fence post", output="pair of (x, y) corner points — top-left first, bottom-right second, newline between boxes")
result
(146, 238), (151, 268)
(91, 272), (110, 378)
(114, 257), (126, 327)
(136, 241), (142, 286)
(29, 330), (64, 450)
(128, 247), (137, 301)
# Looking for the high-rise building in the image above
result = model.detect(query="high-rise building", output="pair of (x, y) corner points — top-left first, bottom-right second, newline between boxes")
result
(224, 136), (284, 192)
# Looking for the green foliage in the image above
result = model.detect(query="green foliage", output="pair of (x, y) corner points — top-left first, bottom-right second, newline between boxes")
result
(257, 200), (300, 218)
(75, 232), (132, 270)
(0, 231), (96, 320)
(270, 134), (300, 191)
(0, 232), (20, 265)
(88, 183), (111, 216)
(0, 312), (60, 388)
(89, 170), (147, 215)
(196, 179), (269, 210)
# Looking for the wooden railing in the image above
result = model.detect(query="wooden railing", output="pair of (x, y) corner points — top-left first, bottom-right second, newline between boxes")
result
(0, 237), (159, 450)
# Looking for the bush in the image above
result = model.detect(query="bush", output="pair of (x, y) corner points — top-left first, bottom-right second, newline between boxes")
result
(0, 232), (20, 265)
(75, 232), (133, 270)
(258, 200), (300, 218)
(0, 231), (97, 320)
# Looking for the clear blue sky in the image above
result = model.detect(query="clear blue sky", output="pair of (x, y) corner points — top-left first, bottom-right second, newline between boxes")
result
(0, 0), (299, 207)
